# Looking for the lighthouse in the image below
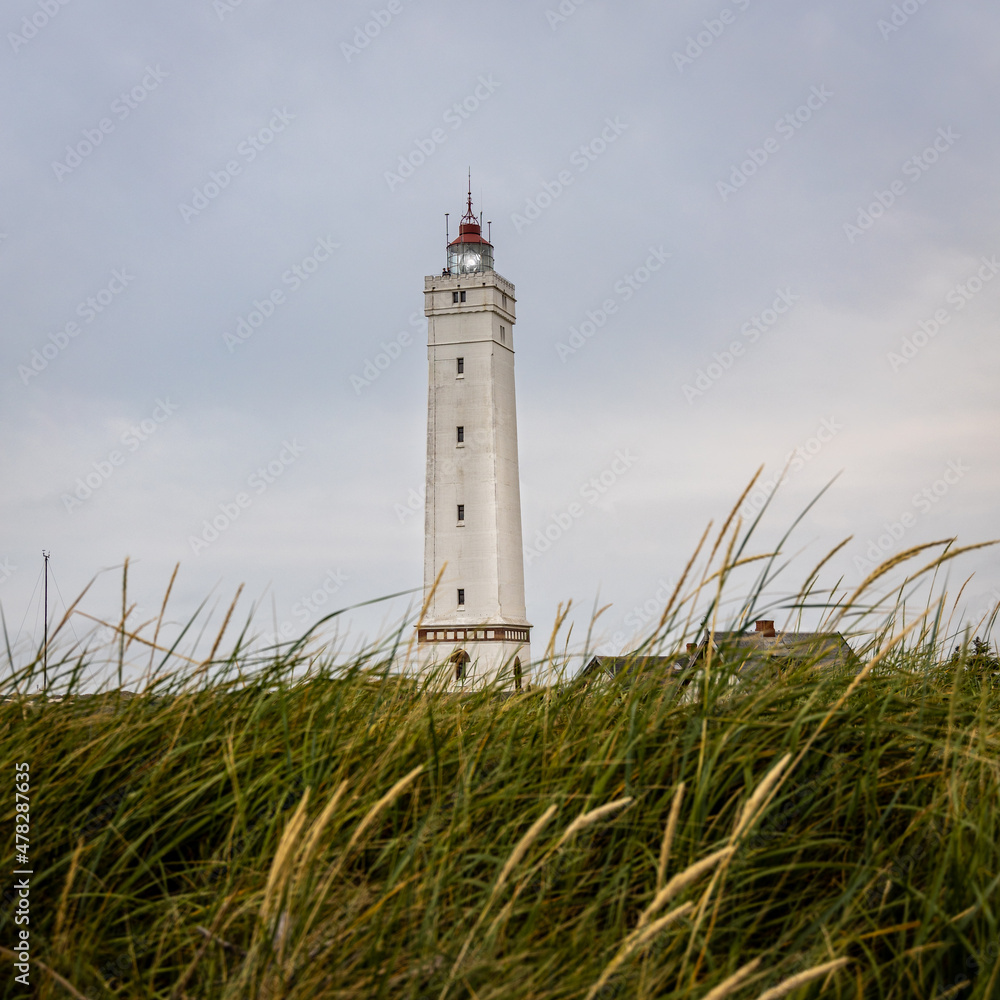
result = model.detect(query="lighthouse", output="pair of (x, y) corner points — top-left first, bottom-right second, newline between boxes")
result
(415, 186), (532, 690)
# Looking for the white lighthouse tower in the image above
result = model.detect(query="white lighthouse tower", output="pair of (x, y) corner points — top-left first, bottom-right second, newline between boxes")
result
(415, 186), (532, 690)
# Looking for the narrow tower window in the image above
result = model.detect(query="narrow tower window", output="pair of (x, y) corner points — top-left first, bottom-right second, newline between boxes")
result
(457, 425), (464, 443)
(460, 291), (466, 302)
(502, 293), (507, 308)
(456, 357), (464, 375)
(457, 588), (465, 606)
(457, 504), (465, 522)
(452, 291), (459, 303)
(500, 325), (506, 343)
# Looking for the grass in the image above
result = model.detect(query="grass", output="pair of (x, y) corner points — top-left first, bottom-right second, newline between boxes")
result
(3, 491), (999, 1000)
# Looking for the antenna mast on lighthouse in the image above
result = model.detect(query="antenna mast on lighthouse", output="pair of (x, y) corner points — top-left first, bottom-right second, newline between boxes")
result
(42, 549), (50, 690)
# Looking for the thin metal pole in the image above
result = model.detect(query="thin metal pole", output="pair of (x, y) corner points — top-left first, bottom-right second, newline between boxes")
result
(42, 550), (49, 690)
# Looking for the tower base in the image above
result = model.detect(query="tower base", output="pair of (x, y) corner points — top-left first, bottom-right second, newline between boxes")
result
(415, 624), (531, 691)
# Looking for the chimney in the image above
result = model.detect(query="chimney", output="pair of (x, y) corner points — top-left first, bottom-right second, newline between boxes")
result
(754, 620), (776, 637)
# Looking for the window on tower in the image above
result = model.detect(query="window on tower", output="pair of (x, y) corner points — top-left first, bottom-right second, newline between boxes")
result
(456, 357), (464, 375)
(457, 504), (465, 522)
(457, 426), (464, 443)
(460, 291), (467, 302)
(452, 291), (459, 303)
(500, 325), (506, 343)
(457, 588), (465, 607)
(502, 293), (508, 308)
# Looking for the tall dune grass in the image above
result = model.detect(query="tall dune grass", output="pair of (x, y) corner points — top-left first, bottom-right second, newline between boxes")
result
(3, 497), (999, 999)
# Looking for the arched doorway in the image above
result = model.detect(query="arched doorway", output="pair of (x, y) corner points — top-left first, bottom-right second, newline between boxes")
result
(451, 650), (470, 683)
(514, 657), (522, 692)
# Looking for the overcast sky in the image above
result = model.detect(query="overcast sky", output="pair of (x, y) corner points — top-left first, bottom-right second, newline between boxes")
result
(3, 0), (998, 681)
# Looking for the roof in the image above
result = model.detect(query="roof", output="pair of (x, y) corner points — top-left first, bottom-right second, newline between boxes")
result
(705, 630), (860, 670)
(582, 629), (859, 682)
(581, 654), (692, 680)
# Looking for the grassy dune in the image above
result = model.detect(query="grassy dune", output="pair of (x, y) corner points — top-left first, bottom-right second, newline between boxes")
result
(3, 505), (999, 999)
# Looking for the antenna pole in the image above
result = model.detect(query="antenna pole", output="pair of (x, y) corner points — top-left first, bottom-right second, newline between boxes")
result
(445, 212), (449, 244)
(487, 221), (491, 243)
(42, 550), (49, 690)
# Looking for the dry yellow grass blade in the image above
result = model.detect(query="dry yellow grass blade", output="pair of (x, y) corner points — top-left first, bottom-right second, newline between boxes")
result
(639, 847), (735, 929)
(752, 957), (850, 999)
(484, 796), (634, 943)
(205, 583), (244, 664)
(652, 522), (712, 637)
(53, 838), (83, 950)
(706, 466), (762, 568)
(0, 947), (93, 1000)
(298, 764), (425, 953)
(404, 561), (447, 671)
(295, 779), (349, 879)
(442, 802), (559, 1000)
(551, 796), (633, 852)
(701, 957), (762, 1000)
(147, 561), (179, 675)
(75, 610), (201, 667)
(494, 803), (560, 892)
(730, 753), (792, 844)
(836, 539), (997, 630)
(679, 753), (793, 987)
(583, 901), (694, 1000)
(657, 781), (686, 892)
(259, 787), (313, 928)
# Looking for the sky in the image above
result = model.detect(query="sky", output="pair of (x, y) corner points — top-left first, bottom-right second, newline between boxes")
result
(2, 0), (998, 683)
